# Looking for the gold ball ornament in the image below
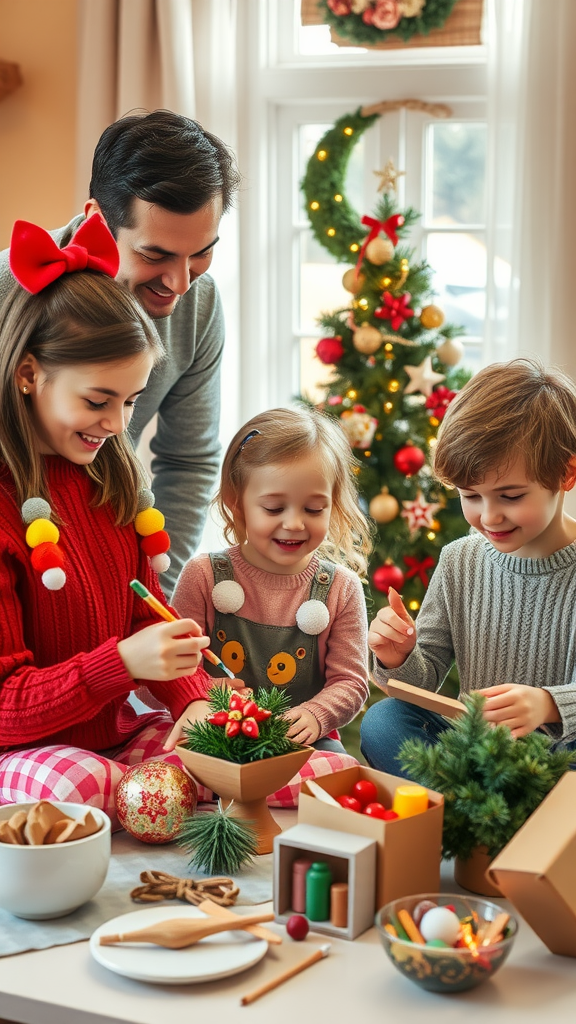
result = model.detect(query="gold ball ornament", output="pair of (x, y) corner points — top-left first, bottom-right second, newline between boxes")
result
(365, 237), (394, 266)
(369, 487), (400, 523)
(353, 325), (382, 355)
(436, 337), (464, 366)
(420, 305), (445, 330)
(115, 762), (197, 844)
(342, 268), (366, 294)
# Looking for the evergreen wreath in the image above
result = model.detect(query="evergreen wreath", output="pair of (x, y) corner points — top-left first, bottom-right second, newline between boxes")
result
(182, 686), (302, 764)
(399, 694), (576, 861)
(319, 0), (458, 47)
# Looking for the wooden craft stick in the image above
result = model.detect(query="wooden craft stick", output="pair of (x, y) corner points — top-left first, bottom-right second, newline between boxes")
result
(386, 679), (467, 719)
(397, 909), (425, 944)
(197, 899), (282, 945)
(481, 912), (510, 946)
(240, 944), (331, 1006)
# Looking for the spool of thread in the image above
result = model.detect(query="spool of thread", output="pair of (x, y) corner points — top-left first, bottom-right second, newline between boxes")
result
(330, 882), (348, 928)
(291, 857), (313, 913)
(305, 862), (332, 921)
(392, 784), (429, 819)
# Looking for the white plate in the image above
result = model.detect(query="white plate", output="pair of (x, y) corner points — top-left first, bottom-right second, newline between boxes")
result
(90, 905), (268, 985)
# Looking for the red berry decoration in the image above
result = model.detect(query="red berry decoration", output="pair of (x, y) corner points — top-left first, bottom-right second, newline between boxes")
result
(286, 915), (309, 941)
(362, 802), (389, 819)
(336, 795), (362, 813)
(382, 810), (399, 821)
(316, 336), (345, 365)
(393, 443), (426, 477)
(372, 563), (405, 594)
(350, 779), (378, 807)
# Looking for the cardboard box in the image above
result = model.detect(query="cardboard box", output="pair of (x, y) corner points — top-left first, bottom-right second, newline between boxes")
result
(487, 772), (576, 957)
(274, 823), (377, 940)
(386, 678), (467, 719)
(298, 766), (443, 911)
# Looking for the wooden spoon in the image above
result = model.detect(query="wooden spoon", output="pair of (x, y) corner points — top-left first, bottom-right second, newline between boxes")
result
(99, 911), (275, 949)
(197, 899), (282, 945)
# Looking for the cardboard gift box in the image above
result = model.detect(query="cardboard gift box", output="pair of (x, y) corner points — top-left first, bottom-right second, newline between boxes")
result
(487, 771), (576, 958)
(298, 765), (443, 911)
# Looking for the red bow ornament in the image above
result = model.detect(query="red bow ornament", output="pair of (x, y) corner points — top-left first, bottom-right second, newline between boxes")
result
(403, 555), (436, 587)
(10, 214), (120, 294)
(354, 213), (405, 275)
(425, 385), (457, 421)
(375, 291), (414, 331)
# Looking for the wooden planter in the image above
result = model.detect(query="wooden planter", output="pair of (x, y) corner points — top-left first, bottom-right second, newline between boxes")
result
(454, 846), (503, 898)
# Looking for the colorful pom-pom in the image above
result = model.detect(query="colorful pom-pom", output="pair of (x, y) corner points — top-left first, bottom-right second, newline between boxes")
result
(136, 487), (155, 513)
(25, 518), (59, 548)
(31, 541), (65, 573)
(21, 497), (52, 524)
(141, 529), (170, 557)
(41, 567), (66, 590)
(150, 552), (171, 573)
(212, 580), (245, 614)
(295, 599), (330, 635)
(134, 507), (165, 537)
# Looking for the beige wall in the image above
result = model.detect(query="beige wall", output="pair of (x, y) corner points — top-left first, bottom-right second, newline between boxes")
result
(0, 0), (78, 248)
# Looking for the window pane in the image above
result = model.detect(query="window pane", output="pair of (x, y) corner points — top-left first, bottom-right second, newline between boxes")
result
(425, 231), (486, 337)
(300, 230), (349, 334)
(298, 23), (366, 55)
(300, 336), (336, 403)
(428, 122), (486, 226)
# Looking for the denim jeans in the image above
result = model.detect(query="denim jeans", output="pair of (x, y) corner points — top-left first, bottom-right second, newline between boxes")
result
(360, 697), (576, 778)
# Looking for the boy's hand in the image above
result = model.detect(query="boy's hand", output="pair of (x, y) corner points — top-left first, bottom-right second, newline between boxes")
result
(283, 707), (321, 746)
(368, 587), (416, 668)
(473, 684), (560, 738)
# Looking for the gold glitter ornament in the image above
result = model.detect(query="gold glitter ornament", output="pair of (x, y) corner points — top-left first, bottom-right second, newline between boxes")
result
(369, 487), (400, 523)
(365, 236), (394, 265)
(342, 267), (365, 293)
(353, 325), (382, 354)
(420, 305), (445, 329)
(436, 337), (464, 366)
(115, 762), (197, 844)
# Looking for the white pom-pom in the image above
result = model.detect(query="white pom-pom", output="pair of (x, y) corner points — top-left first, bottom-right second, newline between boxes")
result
(21, 497), (52, 523)
(212, 580), (245, 614)
(137, 487), (155, 513)
(295, 599), (330, 635)
(150, 552), (171, 573)
(42, 567), (66, 590)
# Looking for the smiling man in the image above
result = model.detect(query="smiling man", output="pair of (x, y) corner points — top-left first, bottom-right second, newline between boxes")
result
(0, 110), (240, 594)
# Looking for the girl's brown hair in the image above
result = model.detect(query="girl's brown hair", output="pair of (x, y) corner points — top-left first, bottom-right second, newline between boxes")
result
(434, 358), (576, 491)
(0, 273), (164, 523)
(217, 405), (373, 577)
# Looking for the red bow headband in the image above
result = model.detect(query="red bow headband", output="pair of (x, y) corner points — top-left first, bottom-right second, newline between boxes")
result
(9, 214), (120, 294)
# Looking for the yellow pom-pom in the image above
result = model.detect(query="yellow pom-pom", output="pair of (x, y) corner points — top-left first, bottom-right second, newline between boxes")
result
(135, 507), (165, 537)
(25, 518), (59, 548)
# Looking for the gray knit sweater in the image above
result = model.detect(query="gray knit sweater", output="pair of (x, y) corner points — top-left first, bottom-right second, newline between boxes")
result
(0, 216), (224, 595)
(372, 532), (576, 743)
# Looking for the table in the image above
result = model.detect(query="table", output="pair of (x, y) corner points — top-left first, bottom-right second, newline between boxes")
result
(1, 812), (575, 1024)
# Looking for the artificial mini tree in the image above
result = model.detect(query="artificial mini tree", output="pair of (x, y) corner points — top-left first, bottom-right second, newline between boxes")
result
(302, 106), (471, 614)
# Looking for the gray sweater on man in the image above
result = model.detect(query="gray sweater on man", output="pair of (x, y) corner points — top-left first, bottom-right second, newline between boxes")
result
(373, 532), (576, 743)
(0, 215), (224, 595)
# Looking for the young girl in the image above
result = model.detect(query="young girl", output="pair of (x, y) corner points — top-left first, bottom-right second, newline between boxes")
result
(0, 215), (212, 818)
(173, 406), (372, 759)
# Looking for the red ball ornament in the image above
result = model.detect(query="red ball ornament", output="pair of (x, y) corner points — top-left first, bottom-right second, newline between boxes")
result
(115, 761), (197, 844)
(350, 779), (378, 808)
(372, 563), (405, 594)
(393, 443), (426, 476)
(316, 336), (345, 365)
(362, 802), (389, 820)
(336, 794), (362, 813)
(286, 915), (309, 941)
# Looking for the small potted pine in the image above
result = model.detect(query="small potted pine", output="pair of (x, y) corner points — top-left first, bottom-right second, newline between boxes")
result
(398, 693), (576, 896)
(176, 686), (311, 854)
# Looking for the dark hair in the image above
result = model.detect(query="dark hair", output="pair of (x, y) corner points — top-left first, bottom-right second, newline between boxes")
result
(434, 358), (576, 492)
(89, 109), (241, 236)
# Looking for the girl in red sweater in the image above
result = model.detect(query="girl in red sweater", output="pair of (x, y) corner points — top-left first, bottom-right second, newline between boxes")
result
(0, 216), (212, 820)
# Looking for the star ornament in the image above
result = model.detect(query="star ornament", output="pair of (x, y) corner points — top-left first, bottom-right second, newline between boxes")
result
(374, 158), (405, 194)
(403, 356), (445, 398)
(401, 490), (442, 536)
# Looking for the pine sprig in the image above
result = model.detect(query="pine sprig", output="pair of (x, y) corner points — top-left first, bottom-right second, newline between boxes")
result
(177, 801), (257, 875)
(183, 686), (302, 764)
(399, 693), (576, 860)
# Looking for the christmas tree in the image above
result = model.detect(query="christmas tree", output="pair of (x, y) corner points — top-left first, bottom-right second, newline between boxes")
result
(302, 107), (471, 614)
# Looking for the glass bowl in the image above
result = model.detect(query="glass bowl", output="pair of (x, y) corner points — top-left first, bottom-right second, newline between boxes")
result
(375, 893), (517, 994)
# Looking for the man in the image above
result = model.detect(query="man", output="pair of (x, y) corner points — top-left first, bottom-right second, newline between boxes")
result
(0, 110), (240, 594)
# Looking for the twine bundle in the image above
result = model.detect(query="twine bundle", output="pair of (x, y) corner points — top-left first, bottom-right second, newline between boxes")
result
(130, 870), (239, 907)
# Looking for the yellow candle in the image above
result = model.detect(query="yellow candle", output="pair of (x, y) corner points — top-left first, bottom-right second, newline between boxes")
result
(392, 784), (429, 819)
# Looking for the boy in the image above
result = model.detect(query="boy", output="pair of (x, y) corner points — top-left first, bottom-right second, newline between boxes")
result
(361, 358), (576, 774)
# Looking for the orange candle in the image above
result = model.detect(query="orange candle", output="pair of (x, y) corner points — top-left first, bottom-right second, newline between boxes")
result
(392, 784), (428, 819)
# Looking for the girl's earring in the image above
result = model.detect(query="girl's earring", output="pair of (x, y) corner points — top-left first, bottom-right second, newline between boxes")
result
(244, 530), (249, 546)
(21, 386), (29, 394)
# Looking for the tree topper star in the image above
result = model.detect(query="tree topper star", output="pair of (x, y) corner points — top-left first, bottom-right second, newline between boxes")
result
(403, 356), (445, 398)
(401, 490), (442, 536)
(374, 158), (405, 193)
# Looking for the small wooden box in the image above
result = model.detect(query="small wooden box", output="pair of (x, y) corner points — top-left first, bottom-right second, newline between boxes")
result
(273, 823), (377, 940)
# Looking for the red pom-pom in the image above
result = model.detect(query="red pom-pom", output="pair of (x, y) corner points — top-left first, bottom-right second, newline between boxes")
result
(372, 563), (405, 593)
(31, 541), (65, 573)
(393, 444), (426, 476)
(141, 529), (171, 556)
(316, 336), (344, 365)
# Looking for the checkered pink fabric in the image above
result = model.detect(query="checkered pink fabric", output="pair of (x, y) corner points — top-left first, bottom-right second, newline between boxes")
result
(267, 749), (359, 807)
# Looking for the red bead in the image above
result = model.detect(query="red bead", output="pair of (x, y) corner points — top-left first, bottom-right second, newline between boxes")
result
(31, 541), (64, 573)
(225, 719), (241, 738)
(336, 795), (362, 812)
(241, 717), (259, 738)
(316, 337), (344, 365)
(141, 529), (170, 556)
(372, 563), (405, 594)
(286, 915), (309, 941)
(382, 810), (399, 820)
(207, 711), (229, 726)
(362, 802), (389, 819)
(393, 444), (426, 476)
(350, 779), (378, 807)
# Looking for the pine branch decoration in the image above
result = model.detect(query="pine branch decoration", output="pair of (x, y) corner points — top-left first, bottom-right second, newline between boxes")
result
(178, 801), (257, 875)
(399, 693), (576, 860)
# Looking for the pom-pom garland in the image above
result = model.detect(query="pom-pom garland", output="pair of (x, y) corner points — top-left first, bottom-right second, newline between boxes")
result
(21, 499), (67, 590)
(134, 490), (171, 576)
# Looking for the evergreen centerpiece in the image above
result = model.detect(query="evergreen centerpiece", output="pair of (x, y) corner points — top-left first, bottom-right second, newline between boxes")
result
(399, 694), (576, 893)
(302, 107), (471, 615)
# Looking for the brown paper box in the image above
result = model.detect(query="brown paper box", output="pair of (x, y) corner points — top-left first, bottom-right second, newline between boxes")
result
(386, 678), (467, 719)
(298, 766), (443, 911)
(487, 772), (576, 957)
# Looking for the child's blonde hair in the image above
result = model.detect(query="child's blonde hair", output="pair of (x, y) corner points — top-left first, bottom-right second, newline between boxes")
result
(217, 405), (373, 577)
(434, 357), (576, 491)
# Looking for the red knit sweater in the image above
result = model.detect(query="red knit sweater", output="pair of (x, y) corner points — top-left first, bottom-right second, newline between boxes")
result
(0, 457), (210, 752)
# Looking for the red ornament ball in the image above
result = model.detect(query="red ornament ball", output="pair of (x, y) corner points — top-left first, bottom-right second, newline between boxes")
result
(316, 336), (345, 365)
(336, 794), (362, 813)
(286, 915), (309, 941)
(351, 779), (378, 808)
(362, 802), (389, 820)
(393, 444), (426, 476)
(372, 563), (405, 594)
(115, 761), (197, 844)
